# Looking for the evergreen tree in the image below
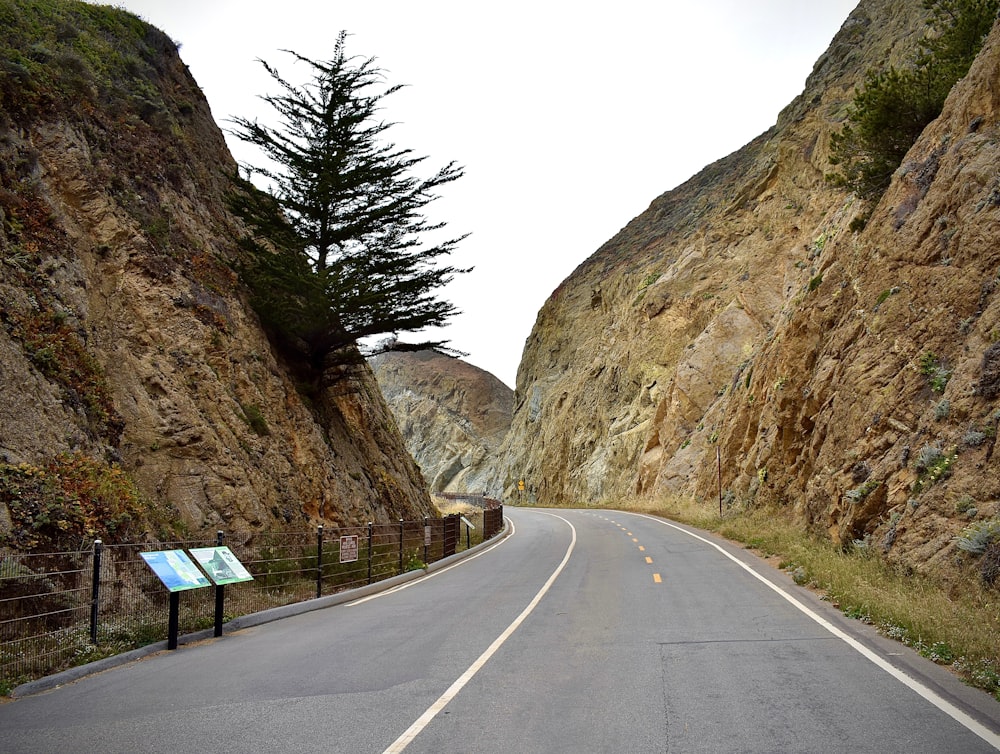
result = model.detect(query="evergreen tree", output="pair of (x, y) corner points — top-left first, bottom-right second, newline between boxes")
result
(229, 32), (468, 369)
(828, 0), (998, 203)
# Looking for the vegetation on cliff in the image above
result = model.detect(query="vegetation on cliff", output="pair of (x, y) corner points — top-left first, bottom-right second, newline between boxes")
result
(0, 0), (193, 549)
(828, 0), (999, 203)
(0, 0), (179, 123)
(0, 454), (176, 549)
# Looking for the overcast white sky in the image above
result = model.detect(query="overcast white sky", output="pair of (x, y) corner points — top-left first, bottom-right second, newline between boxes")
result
(111, 1), (858, 388)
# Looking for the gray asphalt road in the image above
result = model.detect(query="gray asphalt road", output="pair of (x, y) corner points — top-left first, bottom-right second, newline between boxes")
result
(2, 508), (999, 753)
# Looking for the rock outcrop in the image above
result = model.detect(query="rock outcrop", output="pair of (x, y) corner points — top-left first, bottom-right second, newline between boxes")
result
(495, 0), (1000, 574)
(0, 0), (431, 545)
(370, 350), (512, 493)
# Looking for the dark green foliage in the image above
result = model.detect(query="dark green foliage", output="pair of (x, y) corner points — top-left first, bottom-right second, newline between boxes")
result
(828, 0), (999, 200)
(229, 32), (468, 370)
(239, 402), (270, 436)
(919, 351), (952, 393)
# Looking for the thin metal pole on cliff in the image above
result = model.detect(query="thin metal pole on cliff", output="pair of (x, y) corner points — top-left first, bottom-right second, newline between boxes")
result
(717, 446), (723, 517)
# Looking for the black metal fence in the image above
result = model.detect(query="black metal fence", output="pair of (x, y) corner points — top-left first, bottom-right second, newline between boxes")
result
(0, 506), (503, 692)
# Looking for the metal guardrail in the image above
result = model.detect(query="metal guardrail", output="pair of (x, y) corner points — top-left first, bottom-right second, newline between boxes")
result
(0, 506), (503, 692)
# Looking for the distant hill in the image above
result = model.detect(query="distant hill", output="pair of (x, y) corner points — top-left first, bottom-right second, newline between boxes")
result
(369, 351), (512, 494)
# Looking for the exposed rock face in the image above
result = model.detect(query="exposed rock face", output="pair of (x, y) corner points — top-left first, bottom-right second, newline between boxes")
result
(495, 0), (1000, 574)
(0, 1), (431, 542)
(370, 350), (512, 493)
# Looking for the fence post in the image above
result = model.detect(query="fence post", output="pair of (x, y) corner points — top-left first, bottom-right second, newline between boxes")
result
(316, 525), (324, 599)
(423, 516), (429, 564)
(214, 530), (225, 637)
(89, 539), (103, 644)
(367, 522), (373, 585)
(398, 519), (404, 575)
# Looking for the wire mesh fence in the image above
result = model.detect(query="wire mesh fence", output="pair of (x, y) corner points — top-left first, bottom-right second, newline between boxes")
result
(1, 505), (503, 692)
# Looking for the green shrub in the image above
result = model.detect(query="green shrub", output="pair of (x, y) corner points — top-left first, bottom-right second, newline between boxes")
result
(239, 403), (270, 436)
(919, 352), (952, 393)
(912, 444), (957, 493)
(404, 551), (427, 571)
(934, 398), (950, 420)
(0, 454), (175, 550)
(956, 519), (1000, 556)
(845, 479), (880, 504)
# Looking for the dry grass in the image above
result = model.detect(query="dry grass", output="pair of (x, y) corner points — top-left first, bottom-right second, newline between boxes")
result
(610, 495), (1000, 700)
(432, 497), (480, 516)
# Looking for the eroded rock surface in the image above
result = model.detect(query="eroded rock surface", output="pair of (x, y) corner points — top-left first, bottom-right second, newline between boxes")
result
(0, 4), (431, 542)
(494, 0), (1000, 574)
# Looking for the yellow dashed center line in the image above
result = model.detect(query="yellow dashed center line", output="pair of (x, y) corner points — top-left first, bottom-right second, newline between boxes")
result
(605, 521), (660, 583)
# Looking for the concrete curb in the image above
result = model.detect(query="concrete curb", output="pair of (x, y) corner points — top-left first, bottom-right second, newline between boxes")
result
(11, 518), (510, 699)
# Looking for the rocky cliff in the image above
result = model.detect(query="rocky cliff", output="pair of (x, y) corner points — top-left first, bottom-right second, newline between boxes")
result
(495, 0), (1000, 573)
(0, 0), (432, 547)
(369, 350), (512, 493)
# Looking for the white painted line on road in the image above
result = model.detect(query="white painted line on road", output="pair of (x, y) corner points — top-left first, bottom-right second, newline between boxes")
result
(346, 517), (516, 606)
(382, 512), (578, 753)
(629, 512), (1000, 750)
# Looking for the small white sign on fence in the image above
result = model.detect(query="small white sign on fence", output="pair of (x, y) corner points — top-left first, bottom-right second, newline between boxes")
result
(340, 535), (359, 563)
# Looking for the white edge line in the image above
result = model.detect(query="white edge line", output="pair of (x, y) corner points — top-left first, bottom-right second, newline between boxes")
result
(628, 512), (1000, 750)
(382, 512), (577, 753)
(347, 516), (516, 606)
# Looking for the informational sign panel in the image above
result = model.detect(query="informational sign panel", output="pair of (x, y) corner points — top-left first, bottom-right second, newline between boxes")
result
(339, 535), (359, 564)
(424, 525), (432, 546)
(140, 550), (211, 592)
(460, 516), (476, 530)
(189, 546), (254, 585)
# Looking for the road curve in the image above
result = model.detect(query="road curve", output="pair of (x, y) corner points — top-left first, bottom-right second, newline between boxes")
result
(1, 507), (998, 753)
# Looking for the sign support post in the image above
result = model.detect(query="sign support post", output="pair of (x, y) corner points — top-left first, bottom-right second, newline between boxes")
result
(140, 549), (212, 650)
(461, 516), (476, 550)
(90, 539), (102, 644)
(167, 592), (180, 650)
(213, 531), (225, 637)
(187, 545), (255, 639)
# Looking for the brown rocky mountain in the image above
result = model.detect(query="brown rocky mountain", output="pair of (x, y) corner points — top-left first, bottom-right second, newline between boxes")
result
(369, 350), (512, 494)
(0, 1), (431, 546)
(492, 0), (1000, 575)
